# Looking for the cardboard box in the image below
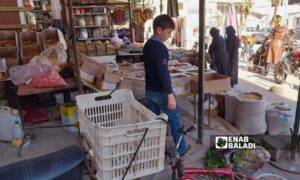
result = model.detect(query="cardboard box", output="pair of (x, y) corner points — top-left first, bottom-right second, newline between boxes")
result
(95, 72), (121, 91)
(80, 54), (107, 83)
(171, 73), (190, 95)
(119, 77), (145, 100)
(190, 72), (231, 94)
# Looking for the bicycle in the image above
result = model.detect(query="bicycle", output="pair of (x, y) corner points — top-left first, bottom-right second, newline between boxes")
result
(168, 125), (256, 180)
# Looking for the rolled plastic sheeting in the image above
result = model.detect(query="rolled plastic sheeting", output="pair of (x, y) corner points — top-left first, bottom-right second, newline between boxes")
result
(235, 92), (267, 135)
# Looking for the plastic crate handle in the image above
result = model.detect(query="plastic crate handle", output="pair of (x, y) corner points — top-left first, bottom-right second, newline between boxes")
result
(156, 113), (168, 125)
(94, 88), (117, 101)
(125, 128), (148, 137)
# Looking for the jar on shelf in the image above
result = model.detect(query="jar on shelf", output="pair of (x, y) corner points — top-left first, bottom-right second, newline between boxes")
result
(93, 28), (100, 38)
(86, 16), (94, 26)
(103, 28), (110, 37)
(80, 28), (88, 40)
(74, 8), (81, 14)
(99, 28), (104, 37)
(94, 15), (102, 26)
(101, 16), (107, 25)
(78, 16), (86, 26)
(87, 28), (93, 38)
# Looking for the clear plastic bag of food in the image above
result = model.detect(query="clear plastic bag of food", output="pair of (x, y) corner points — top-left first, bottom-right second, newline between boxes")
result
(40, 42), (67, 67)
(28, 70), (67, 88)
(9, 55), (53, 85)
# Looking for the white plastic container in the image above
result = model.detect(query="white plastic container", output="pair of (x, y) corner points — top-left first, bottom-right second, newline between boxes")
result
(76, 89), (167, 180)
(266, 103), (294, 135)
(0, 106), (22, 141)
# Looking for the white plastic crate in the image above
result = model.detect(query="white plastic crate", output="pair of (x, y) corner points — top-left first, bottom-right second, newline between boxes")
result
(76, 89), (167, 180)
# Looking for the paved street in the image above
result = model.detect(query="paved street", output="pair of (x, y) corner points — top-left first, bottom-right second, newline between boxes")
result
(237, 45), (298, 112)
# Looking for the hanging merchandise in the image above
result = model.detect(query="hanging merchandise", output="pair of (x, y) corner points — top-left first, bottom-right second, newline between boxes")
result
(24, 0), (34, 9)
(27, 12), (37, 25)
(114, 9), (126, 25)
(135, 25), (144, 43)
(132, 8), (154, 27)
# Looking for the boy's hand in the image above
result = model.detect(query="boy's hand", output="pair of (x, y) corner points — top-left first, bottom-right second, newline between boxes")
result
(167, 93), (176, 110)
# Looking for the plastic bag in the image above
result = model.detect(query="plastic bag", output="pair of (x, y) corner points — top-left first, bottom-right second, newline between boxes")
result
(28, 70), (67, 88)
(9, 55), (53, 85)
(41, 42), (67, 67)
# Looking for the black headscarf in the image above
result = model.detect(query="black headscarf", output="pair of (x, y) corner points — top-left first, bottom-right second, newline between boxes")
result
(210, 27), (220, 38)
(226, 26), (236, 37)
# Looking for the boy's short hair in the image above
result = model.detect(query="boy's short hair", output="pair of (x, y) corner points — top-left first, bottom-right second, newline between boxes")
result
(153, 14), (175, 32)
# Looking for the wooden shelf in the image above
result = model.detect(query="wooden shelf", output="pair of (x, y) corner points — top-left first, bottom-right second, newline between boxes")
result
(74, 25), (108, 28)
(77, 37), (111, 41)
(72, 6), (106, 8)
(0, 24), (29, 30)
(0, 7), (32, 12)
(73, 13), (106, 16)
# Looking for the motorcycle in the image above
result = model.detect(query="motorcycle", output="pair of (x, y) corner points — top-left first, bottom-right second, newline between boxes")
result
(247, 42), (270, 75)
(274, 45), (300, 84)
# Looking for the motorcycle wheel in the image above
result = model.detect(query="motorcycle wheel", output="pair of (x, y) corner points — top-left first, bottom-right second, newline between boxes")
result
(274, 62), (287, 84)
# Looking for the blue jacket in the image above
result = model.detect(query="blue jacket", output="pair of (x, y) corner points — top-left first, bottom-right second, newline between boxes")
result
(143, 36), (173, 94)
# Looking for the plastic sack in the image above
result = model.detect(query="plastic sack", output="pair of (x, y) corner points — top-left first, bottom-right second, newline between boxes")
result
(204, 97), (218, 110)
(9, 55), (53, 85)
(28, 70), (67, 88)
(41, 42), (67, 67)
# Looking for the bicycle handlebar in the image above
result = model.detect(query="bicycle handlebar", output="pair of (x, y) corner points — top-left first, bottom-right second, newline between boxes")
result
(178, 125), (196, 135)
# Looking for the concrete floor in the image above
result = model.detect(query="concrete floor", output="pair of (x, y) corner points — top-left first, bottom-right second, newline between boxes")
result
(1, 58), (300, 179)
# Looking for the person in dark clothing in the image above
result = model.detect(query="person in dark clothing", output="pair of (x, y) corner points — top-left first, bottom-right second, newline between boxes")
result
(208, 27), (230, 76)
(225, 26), (240, 87)
(143, 15), (186, 160)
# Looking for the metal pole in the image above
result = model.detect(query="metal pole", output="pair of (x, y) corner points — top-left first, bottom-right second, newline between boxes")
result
(291, 83), (300, 160)
(67, 0), (83, 94)
(197, 0), (205, 144)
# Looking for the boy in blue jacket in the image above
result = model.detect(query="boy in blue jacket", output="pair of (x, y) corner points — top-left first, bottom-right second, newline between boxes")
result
(143, 14), (186, 160)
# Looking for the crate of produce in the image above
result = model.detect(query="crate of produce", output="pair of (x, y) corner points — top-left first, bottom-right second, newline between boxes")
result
(42, 29), (59, 49)
(0, 47), (19, 68)
(21, 44), (41, 64)
(77, 42), (87, 55)
(20, 32), (39, 45)
(0, 31), (18, 47)
(106, 43), (116, 54)
(86, 42), (96, 56)
(76, 89), (167, 180)
(96, 43), (106, 56)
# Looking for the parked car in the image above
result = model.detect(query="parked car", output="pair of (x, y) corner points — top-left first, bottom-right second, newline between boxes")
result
(251, 28), (273, 44)
(241, 27), (260, 37)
